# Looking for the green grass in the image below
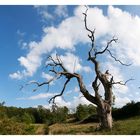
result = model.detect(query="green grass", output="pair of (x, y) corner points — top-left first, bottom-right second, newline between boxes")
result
(1, 116), (140, 135)
(49, 116), (140, 135)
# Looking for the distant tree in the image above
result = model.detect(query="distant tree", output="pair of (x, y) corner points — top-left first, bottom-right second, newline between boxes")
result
(76, 104), (96, 121)
(76, 104), (89, 121)
(87, 104), (96, 115)
(0, 101), (5, 106)
(49, 106), (69, 124)
(37, 105), (48, 123)
(21, 112), (34, 124)
(112, 101), (140, 120)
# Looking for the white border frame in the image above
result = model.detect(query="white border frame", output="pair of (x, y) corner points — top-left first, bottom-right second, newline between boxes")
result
(0, 0), (140, 5)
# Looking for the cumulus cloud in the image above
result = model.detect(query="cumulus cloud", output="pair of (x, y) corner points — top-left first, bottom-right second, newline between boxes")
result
(48, 52), (91, 73)
(54, 6), (68, 18)
(42, 72), (53, 80)
(43, 95), (92, 110)
(115, 96), (131, 108)
(10, 12), (88, 79)
(16, 93), (53, 100)
(10, 4), (140, 96)
(35, 5), (68, 21)
(9, 71), (23, 80)
(35, 6), (53, 20)
(107, 6), (140, 66)
(20, 93), (131, 109)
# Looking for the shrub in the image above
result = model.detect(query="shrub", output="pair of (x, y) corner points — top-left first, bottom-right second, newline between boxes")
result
(75, 104), (96, 121)
(0, 118), (35, 135)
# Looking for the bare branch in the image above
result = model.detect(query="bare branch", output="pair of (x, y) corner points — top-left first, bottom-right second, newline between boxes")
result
(49, 78), (71, 104)
(95, 37), (118, 57)
(47, 55), (67, 72)
(83, 6), (93, 33)
(112, 78), (134, 85)
(27, 72), (62, 92)
(107, 49), (132, 66)
(83, 6), (96, 59)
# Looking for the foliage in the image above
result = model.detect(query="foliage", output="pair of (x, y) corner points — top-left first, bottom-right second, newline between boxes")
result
(1, 101), (140, 134)
(0, 104), (69, 127)
(47, 106), (69, 125)
(0, 118), (35, 135)
(21, 112), (34, 124)
(75, 104), (96, 121)
(112, 101), (140, 120)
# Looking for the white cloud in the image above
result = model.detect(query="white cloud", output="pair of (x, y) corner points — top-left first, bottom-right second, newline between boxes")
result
(28, 93), (52, 100)
(9, 71), (23, 80)
(48, 52), (91, 73)
(115, 96), (131, 108)
(54, 6), (68, 18)
(35, 6), (53, 20)
(40, 94), (131, 109)
(42, 72), (53, 80)
(10, 5), (140, 88)
(107, 6), (140, 66)
(74, 86), (79, 92)
(10, 14), (88, 79)
(41, 72), (54, 85)
(16, 93), (53, 100)
(54, 97), (71, 107)
(59, 52), (91, 73)
(43, 95), (92, 111)
(35, 6), (68, 21)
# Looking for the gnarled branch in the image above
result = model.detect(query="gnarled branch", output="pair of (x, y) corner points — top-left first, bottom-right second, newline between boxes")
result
(95, 37), (118, 58)
(49, 78), (71, 104)
(83, 6), (96, 59)
(107, 49), (132, 66)
(111, 77), (134, 85)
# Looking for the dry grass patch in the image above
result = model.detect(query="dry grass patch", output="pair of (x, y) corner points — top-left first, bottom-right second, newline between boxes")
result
(49, 122), (98, 134)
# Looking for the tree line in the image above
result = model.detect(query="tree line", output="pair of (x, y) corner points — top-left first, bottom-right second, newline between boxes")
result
(0, 104), (68, 125)
(1, 101), (140, 125)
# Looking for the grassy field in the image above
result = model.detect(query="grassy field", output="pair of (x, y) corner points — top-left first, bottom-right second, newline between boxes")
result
(47, 116), (140, 135)
(7, 116), (139, 135)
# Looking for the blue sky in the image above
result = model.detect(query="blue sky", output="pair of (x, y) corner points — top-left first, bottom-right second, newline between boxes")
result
(1, 5), (140, 109)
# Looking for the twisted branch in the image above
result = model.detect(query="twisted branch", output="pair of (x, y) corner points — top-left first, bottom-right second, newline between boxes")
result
(107, 49), (132, 66)
(111, 77), (134, 85)
(95, 37), (118, 58)
(49, 78), (70, 104)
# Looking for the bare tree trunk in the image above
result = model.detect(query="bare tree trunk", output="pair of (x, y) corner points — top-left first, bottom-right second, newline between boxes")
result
(97, 103), (112, 130)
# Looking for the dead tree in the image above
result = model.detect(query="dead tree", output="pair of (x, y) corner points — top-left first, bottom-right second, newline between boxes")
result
(28, 7), (132, 130)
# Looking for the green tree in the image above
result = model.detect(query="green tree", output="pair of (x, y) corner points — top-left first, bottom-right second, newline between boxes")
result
(76, 104), (89, 121)
(75, 104), (96, 121)
(21, 112), (33, 124)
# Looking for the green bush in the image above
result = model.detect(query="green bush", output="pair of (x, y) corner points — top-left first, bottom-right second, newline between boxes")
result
(49, 106), (69, 124)
(0, 118), (35, 135)
(75, 104), (96, 121)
